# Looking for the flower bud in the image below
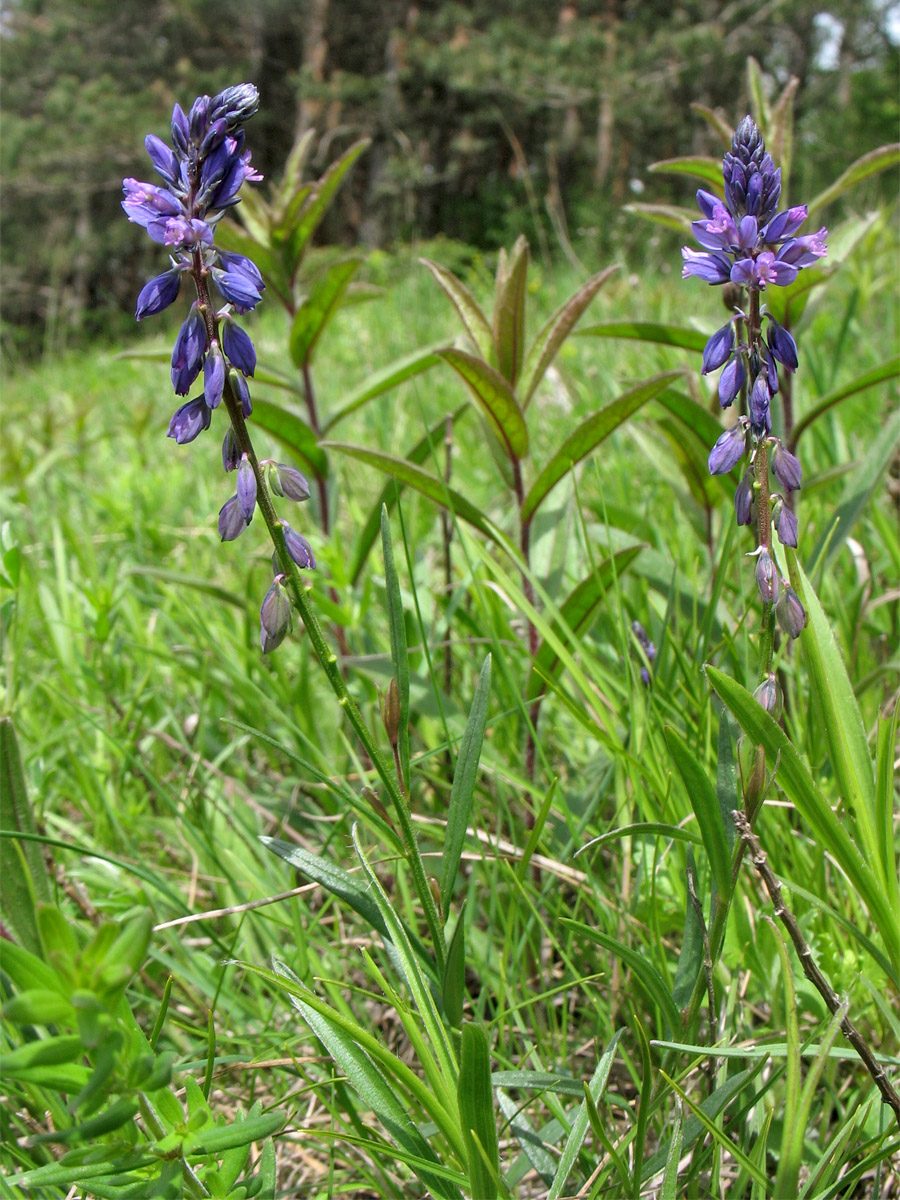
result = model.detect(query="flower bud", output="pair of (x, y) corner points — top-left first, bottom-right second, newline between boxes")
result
(236, 454), (257, 521)
(229, 369), (252, 417)
(718, 355), (746, 408)
(753, 674), (782, 719)
(734, 469), (755, 526)
(221, 319), (257, 376)
(775, 587), (807, 638)
(270, 463), (311, 502)
(222, 427), (240, 472)
(171, 304), (207, 396)
(701, 323), (735, 375)
(749, 373), (772, 433)
(167, 396), (211, 444)
(204, 343), (225, 409)
(770, 443), (802, 491)
(282, 523), (315, 569)
(755, 549), (779, 605)
(260, 576), (292, 653)
(708, 424), (746, 475)
(136, 268), (182, 320)
(218, 494), (250, 542)
(775, 502), (799, 548)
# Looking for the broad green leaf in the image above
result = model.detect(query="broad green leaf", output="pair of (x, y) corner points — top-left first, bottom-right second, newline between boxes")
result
(560, 920), (682, 1035)
(705, 667), (896, 967)
(623, 202), (698, 233)
(323, 342), (445, 432)
(289, 257), (362, 369)
(575, 320), (707, 353)
(647, 156), (724, 188)
(286, 139), (371, 271)
(440, 654), (492, 905)
(458, 1023), (501, 1199)
(547, 1031), (623, 1199)
(437, 349), (529, 462)
(521, 265), (619, 408)
(521, 371), (680, 524)
(492, 234), (529, 386)
(807, 143), (900, 217)
(420, 258), (494, 361)
(0, 717), (49, 955)
(785, 549), (884, 894)
(665, 726), (731, 902)
(324, 442), (513, 552)
(792, 357), (899, 447)
(225, 182), (271, 245)
(526, 547), (644, 701)
(381, 507), (410, 792)
(347, 406), (469, 584)
(249, 397), (328, 479)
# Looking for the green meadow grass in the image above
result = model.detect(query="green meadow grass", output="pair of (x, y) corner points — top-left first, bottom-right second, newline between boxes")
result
(1, 224), (898, 1197)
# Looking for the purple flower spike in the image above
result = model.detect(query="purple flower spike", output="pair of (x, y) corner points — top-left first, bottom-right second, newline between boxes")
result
(222, 319), (256, 376)
(136, 268), (182, 320)
(702, 322), (735, 375)
(237, 454), (257, 520)
(708, 425), (746, 475)
(218, 494), (250, 542)
(283, 523), (316, 570)
(168, 396), (211, 444)
(775, 502), (799, 548)
(755, 549), (779, 605)
(776, 587), (807, 638)
(171, 304), (207, 396)
(718, 355), (746, 408)
(260, 575), (293, 654)
(770, 443), (802, 491)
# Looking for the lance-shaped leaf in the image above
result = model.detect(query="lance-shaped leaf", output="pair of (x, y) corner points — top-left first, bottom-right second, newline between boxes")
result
(324, 442), (512, 551)
(420, 258), (494, 361)
(689, 102), (734, 146)
(526, 547), (643, 701)
(807, 143), (900, 217)
(323, 343), (446, 432)
(665, 726), (731, 902)
(436, 349), (529, 462)
(792, 357), (899, 446)
(381, 507), (410, 792)
(648, 156), (725, 189)
(348, 407), (469, 584)
(270, 128), (316, 225)
(492, 234), (529, 386)
(289, 257), (362, 369)
(521, 371), (680, 524)
(520, 265), (619, 408)
(440, 654), (492, 905)
(458, 1023), (501, 1200)
(705, 666), (897, 973)
(746, 55), (772, 132)
(623, 203), (697, 233)
(286, 138), (371, 272)
(547, 1033), (624, 1200)
(249, 398), (328, 479)
(768, 76), (799, 197)
(574, 320), (706, 354)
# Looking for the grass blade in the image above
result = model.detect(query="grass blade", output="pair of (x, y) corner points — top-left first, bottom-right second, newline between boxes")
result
(381, 506), (410, 792)
(547, 1030), (623, 1199)
(440, 654), (492, 905)
(458, 1022), (502, 1199)
(665, 725), (732, 902)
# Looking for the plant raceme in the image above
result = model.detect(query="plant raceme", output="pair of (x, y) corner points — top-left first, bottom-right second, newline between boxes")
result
(683, 115), (827, 647)
(122, 84), (314, 652)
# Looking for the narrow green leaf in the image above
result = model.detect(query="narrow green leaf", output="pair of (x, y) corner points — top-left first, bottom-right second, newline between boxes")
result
(286, 139), (371, 270)
(560, 921), (681, 1035)
(746, 56), (772, 131)
(575, 320), (707, 353)
(421, 258), (494, 361)
(875, 704), (899, 911)
(785, 549), (882, 888)
(271, 129), (316, 223)
(184, 1111), (285, 1156)
(381, 507), (410, 791)
(689, 102), (734, 146)
(324, 442), (512, 551)
(547, 1031), (623, 1199)
(661, 1069), (769, 1189)
(660, 1109), (683, 1200)
(623, 202), (697, 233)
(521, 372), (680, 524)
(705, 667), (896, 964)
(807, 143), (900, 217)
(490, 1071), (585, 1097)
(492, 234), (529, 387)
(771, 926), (803, 1200)
(521, 265), (619, 407)
(665, 726), (731, 902)
(526, 547), (644, 701)
(672, 847), (704, 1008)
(437, 349), (529, 462)
(249, 398), (328, 479)
(440, 654), (492, 904)
(458, 1023), (501, 1199)
(123, 565), (245, 608)
(442, 905), (467, 1028)
(323, 342), (445, 432)
(347, 407), (469, 584)
(0, 717), (49, 955)
(647, 156), (724, 188)
(792, 357), (899, 447)
(496, 1090), (555, 1185)
(289, 257), (362, 369)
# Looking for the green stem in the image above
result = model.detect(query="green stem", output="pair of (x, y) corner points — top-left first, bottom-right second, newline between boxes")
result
(190, 261), (446, 974)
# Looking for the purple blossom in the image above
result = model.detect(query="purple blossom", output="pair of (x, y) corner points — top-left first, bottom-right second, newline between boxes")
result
(171, 304), (207, 395)
(770, 442), (802, 491)
(260, 576), (292, 654)
(755, 549), (779, 605)
(218, 494), (250, 542)
(212, 252), (265, 311)
(283, 523), (316, 570)
(237, 454), (257, 520)
(775, 503), (799, 548)
(708, 424), (746, 475)
(221, 319), (257, 376)
(776, 587), (807, 638)
(136, 268), (182, 320)
(766, 319), (798, 371)
(167, 397), (211, 444)
(701, 322), (735, 374)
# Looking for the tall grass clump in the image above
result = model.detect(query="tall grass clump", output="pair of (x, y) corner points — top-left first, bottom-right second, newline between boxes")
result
(2, 65), (898, 1199)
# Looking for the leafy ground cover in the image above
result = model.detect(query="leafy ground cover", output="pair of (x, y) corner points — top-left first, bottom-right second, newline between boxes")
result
(1, 205), (898, 1197)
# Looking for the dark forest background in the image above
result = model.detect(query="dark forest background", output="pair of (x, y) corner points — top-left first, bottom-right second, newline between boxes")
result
(2, 0), (897, 360)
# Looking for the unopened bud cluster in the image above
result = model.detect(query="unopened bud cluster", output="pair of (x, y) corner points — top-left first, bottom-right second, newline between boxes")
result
(123, 85), (316, 653)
